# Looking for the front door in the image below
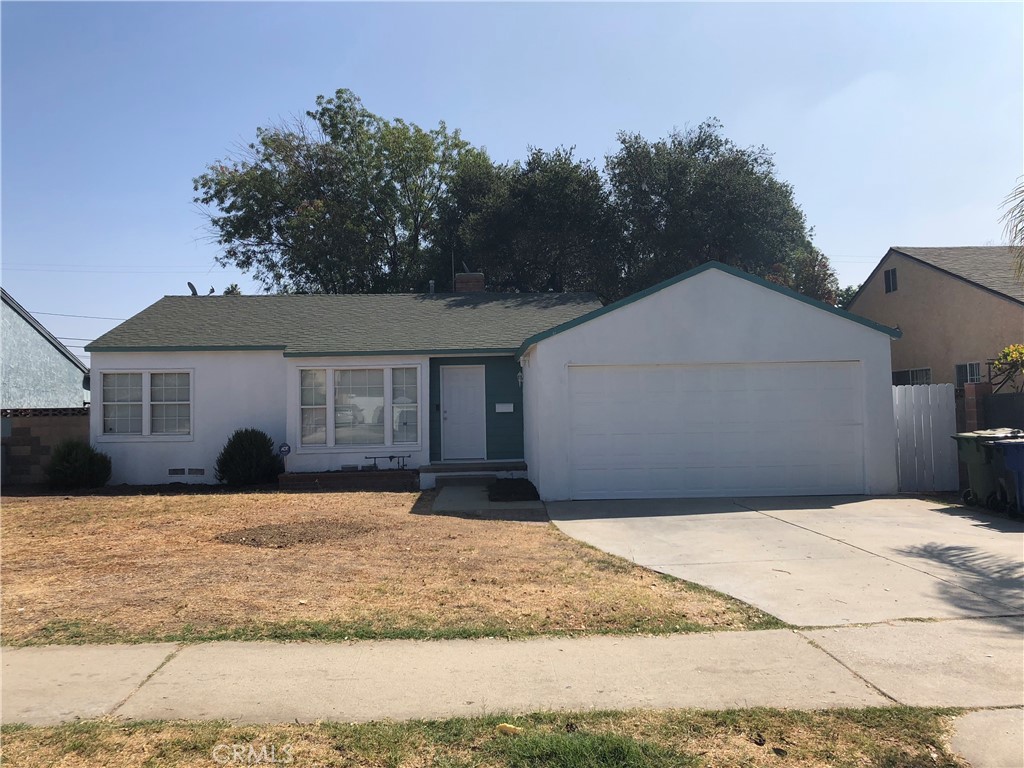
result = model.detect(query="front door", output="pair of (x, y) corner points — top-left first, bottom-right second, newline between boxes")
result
(441, 365), (486, 460)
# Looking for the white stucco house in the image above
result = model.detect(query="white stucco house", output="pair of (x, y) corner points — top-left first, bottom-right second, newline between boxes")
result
(87, 262), (900, 500)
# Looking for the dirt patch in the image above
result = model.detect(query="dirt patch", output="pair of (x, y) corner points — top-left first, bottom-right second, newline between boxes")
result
(1, 490), (779, 644)
(215, 518), (380, 548)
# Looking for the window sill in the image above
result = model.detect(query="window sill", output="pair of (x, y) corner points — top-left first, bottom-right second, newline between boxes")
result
(295, 444), (421, 454)
(95, 434), (195, 443)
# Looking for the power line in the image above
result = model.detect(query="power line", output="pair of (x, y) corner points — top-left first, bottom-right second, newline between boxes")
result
(4, 267), (213, 274)
(30, 311), (127, 321)
(4, 262), (214, 268)
(57, 337), (95, 342)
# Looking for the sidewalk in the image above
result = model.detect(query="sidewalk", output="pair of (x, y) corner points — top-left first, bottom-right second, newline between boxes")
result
(3, 617), (1021, 728)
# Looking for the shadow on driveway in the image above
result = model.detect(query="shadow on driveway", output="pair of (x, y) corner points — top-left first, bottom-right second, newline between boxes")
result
(894, 542), (1024, 621)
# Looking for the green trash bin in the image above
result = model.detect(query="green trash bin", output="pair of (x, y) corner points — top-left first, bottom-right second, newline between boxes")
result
(952, 429), (1023, 509)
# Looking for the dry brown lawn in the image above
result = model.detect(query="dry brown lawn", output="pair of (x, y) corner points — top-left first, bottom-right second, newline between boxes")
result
(0, 708), (967, 767)
(1, 490), (778, 644)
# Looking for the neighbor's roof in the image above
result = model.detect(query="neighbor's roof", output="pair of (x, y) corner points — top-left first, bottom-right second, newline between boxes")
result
(86, 292), (603, 356)
(889, 246), (1024, 304)
(1, 288), (89, 373)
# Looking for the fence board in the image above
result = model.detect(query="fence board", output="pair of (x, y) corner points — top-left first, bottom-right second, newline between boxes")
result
(892, 384), (958, 493)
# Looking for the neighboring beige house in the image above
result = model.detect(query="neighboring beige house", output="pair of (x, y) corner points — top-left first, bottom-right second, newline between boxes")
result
(847, 246), (1023, 386)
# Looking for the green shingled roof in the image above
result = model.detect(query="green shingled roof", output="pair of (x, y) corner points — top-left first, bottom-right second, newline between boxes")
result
(86, 292), (604, 356)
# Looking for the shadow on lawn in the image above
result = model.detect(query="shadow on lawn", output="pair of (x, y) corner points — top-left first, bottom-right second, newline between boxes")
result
(409, 490), (549, 523)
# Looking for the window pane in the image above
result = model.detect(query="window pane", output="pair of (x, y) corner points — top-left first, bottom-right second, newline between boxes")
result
(103, 372), (142, 403)
(152, 403), (190, 435)
(334, 368), (385, 445)
(100, 376), (143, 436)
(301, 370), (326, 406)
(392, 367), (417, 404)
(301, 407), (327, 445)
(103, 403), (142, 434)
(393, 405), (418, 444)
(151, 372), (190, 403)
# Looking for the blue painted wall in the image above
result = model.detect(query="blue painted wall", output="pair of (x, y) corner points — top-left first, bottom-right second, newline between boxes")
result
(429, 356), (524, 461)
(2, 300), (88, 408)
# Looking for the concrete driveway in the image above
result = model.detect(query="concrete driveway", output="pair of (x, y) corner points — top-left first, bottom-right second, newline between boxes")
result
(547, 496), (1024, 626)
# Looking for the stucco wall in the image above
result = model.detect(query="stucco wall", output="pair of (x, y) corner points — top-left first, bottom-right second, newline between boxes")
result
(2, 300), (87, 408)
(91, 350), (287, 485)
(848, 252), (1024, 384)
(523, 268), (898, 500)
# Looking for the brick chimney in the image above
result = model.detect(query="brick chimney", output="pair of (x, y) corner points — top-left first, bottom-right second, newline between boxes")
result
(454, 272), (485, 293)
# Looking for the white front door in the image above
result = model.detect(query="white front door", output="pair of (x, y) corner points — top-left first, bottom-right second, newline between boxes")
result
(441, 365), (487, 460)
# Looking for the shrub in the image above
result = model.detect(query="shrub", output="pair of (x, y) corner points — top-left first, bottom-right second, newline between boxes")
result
(215, 428), (284, 486)
(46, 440), (112, 490)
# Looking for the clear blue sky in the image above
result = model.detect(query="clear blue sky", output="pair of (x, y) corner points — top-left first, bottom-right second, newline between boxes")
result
(3, 2), (1021, 366)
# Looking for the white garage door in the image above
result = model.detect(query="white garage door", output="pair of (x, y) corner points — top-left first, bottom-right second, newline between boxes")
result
(568, 362), (865, 499)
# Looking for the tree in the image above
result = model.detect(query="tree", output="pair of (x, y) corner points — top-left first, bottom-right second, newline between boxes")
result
(1001, 178), (1024, 281)
(449, 148), (620, 297)
(992, 344), (1024, 393)
(605, 120), (813, 298)
(764, 247), (840, 305)
(194, 89), (470, 294)
(835, 284), (861, 309)
(223, 283), (242, 295)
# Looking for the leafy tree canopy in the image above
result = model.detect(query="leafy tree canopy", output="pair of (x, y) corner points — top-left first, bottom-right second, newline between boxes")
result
(835, 284), (861, 309)
(195, 90), (835, 302)
(194, 88), (469, 294)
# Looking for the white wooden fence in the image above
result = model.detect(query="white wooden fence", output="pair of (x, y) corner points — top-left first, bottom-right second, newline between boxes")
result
(892, 384), (959, 492)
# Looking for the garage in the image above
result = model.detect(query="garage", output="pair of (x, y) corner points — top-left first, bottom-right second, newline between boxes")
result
(519, 262), (900, 501)
(568, 361), (865, 498)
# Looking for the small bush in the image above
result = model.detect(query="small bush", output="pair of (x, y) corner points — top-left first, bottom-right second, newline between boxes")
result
(46, 440), (112, 490)
(215, 428), (284, 486)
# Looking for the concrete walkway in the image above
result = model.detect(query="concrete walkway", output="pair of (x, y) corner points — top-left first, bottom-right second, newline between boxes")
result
(3, 618), (1021, 727)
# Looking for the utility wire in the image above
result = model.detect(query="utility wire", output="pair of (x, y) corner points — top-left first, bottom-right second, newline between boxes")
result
(30, 311), (127, 321)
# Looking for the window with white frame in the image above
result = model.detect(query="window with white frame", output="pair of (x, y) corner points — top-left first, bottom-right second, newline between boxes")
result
(391, 367), (419, 444)
(101, 371), (191, 436)
(102, 373), (143, 434)
(300, 369), (327, 445)
(299, 366), (419, 447)
(955, 362), (982, 387)
(150, 372), (191, 434)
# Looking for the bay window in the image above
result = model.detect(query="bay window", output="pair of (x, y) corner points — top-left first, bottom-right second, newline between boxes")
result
(299, 366), (419, 448)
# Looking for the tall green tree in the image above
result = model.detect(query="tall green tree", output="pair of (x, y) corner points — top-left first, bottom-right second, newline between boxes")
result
(194, 89), (469, 293)
(448, 148), (620, 296)
(766, 247), (841, 306)
(605, 120), (813, 298)
(835, 283), (861, 309)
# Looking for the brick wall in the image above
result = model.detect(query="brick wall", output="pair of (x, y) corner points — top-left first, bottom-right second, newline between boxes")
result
(1, 408), (90, 485)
